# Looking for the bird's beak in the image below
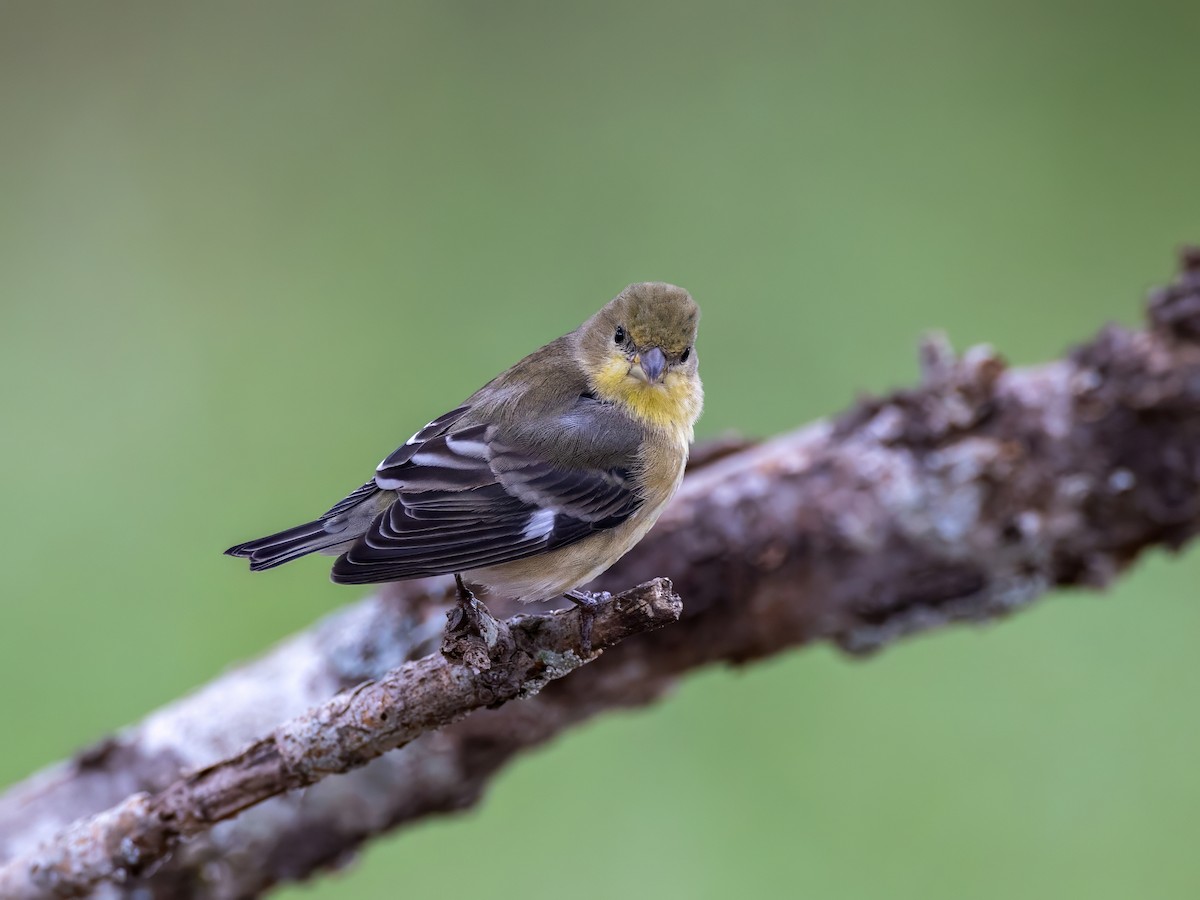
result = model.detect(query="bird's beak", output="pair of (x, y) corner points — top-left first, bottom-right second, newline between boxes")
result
(636, 346), (667, 384)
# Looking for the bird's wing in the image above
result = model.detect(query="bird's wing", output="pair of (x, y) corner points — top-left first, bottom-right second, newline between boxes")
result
(330, 397), (644, 585)
(317, 406), (474, 519)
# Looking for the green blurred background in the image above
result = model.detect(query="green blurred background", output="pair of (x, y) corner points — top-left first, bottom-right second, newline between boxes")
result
(2, 1), (1199, 897)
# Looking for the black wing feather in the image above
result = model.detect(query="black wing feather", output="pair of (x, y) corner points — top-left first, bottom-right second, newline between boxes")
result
(332, 396), (643, 585)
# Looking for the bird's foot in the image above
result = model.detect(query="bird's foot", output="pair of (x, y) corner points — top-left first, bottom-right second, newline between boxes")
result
(564, 589), (612, 656)
(443, 575), (500, 669)
(454, 573), (474, 604)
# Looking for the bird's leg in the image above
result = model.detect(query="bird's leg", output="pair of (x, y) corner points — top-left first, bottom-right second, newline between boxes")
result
(454, 573), (474, 604)
(443, 574), (498, 669)
(446, 573), (477, 634)
(563, 589), (612, 656)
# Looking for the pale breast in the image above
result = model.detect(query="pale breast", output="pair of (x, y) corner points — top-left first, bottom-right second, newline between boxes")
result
(467, 431), (688, 604)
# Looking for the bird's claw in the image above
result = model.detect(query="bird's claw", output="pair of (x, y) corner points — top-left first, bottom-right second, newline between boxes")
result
(564, 589), (611, 656)
(444, 574), (498, 669)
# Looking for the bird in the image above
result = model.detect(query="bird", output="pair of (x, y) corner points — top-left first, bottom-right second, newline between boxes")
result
(226, 282), (703, 644)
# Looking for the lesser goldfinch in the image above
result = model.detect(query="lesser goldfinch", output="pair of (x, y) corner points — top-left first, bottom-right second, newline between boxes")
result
(226, 282), (703, 617)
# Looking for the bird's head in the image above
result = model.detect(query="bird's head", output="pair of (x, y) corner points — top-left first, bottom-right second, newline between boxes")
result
(578, 282), (700, 385)
(576, 282), (702, 431)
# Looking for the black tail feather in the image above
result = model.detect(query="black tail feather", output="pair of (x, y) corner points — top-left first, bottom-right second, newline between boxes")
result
(225, 520), (344, 571)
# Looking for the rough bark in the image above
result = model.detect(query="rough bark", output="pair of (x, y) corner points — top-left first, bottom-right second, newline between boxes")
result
(1, 250), (1198, 899)
(0, 583), (680, 900)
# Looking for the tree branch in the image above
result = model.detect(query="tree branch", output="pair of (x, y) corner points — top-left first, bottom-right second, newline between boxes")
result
(0, 582), (680, 900)
(2, 250), (1198, 899)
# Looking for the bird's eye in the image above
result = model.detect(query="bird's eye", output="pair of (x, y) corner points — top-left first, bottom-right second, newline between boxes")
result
(680, 347), (691, 362)
(614, 326), (626, 344)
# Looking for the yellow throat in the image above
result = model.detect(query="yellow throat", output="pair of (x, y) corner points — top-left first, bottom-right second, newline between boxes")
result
(590, 356), (703, 442)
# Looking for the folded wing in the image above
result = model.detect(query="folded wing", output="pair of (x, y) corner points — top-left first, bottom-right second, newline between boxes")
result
(330, 397), (643, 584)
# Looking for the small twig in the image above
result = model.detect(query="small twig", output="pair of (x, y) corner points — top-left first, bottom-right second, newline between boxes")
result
(0, 580), (681, 900)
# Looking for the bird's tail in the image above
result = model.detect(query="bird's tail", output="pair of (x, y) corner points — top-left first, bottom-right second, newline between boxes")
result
(227, 480), (382, 571)
(225, 519), (351, 571)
